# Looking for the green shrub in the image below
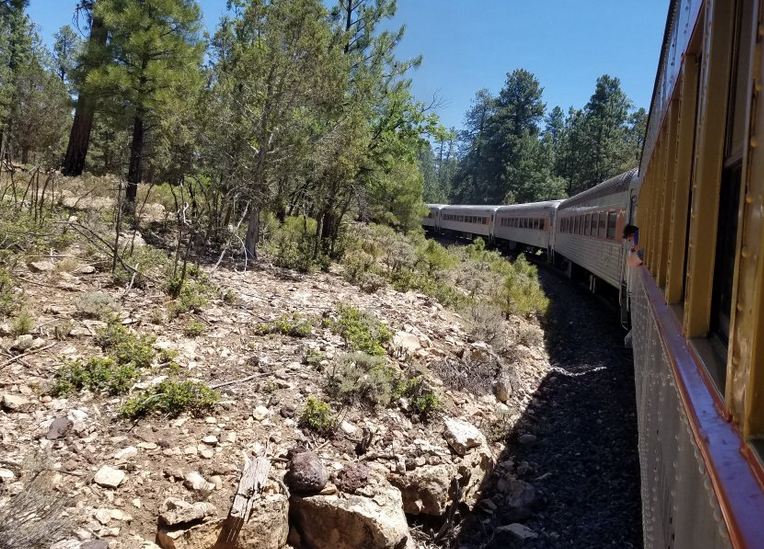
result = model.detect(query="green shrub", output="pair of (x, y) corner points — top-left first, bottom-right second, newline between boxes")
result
(121, 379), (219, 419)
(95, 320), (156, 369)
(10, 311), (34, 336)
(498, 255), (549, 318)
(299, 395), (336, 435)
(255, 314), (312, 338)
(168, 277), (212, 317)
(183, 319), (205, 338)
(329, 304), (392, 356)
(411, 391), (441, 419)
(76, 292), (119, 320)
(304, 349), (326, 366)
(0, 268), (17, 318)
(113, 244), (172, 287)
(392, 375), (441, 420)
(327, 352), (398, 407)
(264, 216), (326, 272)
(53, 357), (139, 396)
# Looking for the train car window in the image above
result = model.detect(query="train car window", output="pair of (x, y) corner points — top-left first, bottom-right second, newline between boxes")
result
(483, 217), (488, 225)
(573, 217), (579, 234)
(711, 162), (741, 346)
(606, 212), (617, 239)
(533, 219), (539, 230)
(598, 213), (606, 237)
(540, 219), (545, 230)
(578, 216), (584, 235)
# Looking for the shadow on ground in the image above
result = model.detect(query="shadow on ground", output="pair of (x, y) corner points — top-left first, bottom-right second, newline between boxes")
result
(456, 268), (642, 548)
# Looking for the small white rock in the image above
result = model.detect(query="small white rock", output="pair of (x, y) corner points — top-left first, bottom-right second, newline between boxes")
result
(202, 435), (218, 446)
(114, 446), (138, 460)
(93, 466), (125, 488)
(252, 405), (269, 421)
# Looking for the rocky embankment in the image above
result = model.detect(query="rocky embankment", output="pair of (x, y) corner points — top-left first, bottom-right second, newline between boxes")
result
(0, 238), (553, 548)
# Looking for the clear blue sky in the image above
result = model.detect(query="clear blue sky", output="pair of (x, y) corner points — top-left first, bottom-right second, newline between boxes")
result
(28, 1), (669, 131)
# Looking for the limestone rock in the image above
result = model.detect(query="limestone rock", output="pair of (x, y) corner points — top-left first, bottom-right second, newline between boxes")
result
(29, 260), (55, 272)
(157, 494), (288, 549)
(93, 465), (125, 488)
(253, 405), (269, 421)
(443, 417), (486, 456)
(389, 464), (453, 516)
(285, 451), (328, 495)
(183, 470), (215, 493)
(494, 378), (512, 402)
(289, 477), (412, 549)
(11, 334), (34, 352)
(496, 523), (538, 541)
(392, 331), (421, 358)
(158, 497), (216, 527)
(2, 393), (32, 413)
(114, 446), (138, 460)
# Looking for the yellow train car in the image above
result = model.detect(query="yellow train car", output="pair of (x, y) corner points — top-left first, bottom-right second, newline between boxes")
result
(632, 0), (764, 546)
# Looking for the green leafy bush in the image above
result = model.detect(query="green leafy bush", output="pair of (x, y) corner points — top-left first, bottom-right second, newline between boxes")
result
(327, 352), (398, 407)
(113, 244), (172, 287)
(393, 375), (441, 420)
(255, 314), (312, 338)
(183, 319), (205, 337)
(53, 357), (139, 396)
(95, 320), (156, 369)
(498, 255), (549, 318)
(10, 311), (34, 336)
(121, 379), (219, 419)
(264, 216), (326, 273)
(76, 292), (119, 320)
(328, 304), (392, 356)
(299, 395), (336, 435)
(0, 268), (16, 318)
(303, 349), (326, 366)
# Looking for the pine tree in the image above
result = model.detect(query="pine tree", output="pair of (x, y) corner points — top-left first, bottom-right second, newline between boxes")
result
(90, 0), (203, 207)
(62, 1), (108, 176)
(52, 25), (82, 91)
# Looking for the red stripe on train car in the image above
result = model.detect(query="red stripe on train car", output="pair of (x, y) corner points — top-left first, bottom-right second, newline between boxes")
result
(641, 268), (764, 547)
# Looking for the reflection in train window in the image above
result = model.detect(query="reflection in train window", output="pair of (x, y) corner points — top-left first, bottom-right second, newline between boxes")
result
(598, 213), (606, 237)
(607, 212), (617, 239)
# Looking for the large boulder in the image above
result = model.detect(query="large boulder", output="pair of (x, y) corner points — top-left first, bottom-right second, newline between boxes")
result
(390, 442), (494, 517)
(389, 464), (453, 515)
(289, 475), (413, 549)
(157, 494), (288, 549)
(392, 331), (421, 359)
(443, 417), (486, 456)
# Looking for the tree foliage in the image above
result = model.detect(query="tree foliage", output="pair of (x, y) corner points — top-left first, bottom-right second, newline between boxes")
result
(452, 72), (644, 204)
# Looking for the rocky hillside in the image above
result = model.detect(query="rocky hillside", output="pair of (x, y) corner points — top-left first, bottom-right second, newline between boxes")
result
(0, 193), (552, 549)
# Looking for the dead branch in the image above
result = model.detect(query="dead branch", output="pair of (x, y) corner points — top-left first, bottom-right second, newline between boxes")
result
(0, 343), (57, 370)
(210, 373), (267, 390)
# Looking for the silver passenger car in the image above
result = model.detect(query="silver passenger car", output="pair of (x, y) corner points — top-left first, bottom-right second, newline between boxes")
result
(422, 204), (446, 230)
(439, 205), (499, 239)
(554, 169), (637, 289)
(494, 200), (562, 256)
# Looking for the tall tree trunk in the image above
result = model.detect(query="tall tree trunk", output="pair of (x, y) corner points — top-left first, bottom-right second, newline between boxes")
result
(62, 14), (106, 176)
(244, 207), (260, 262)
(125, 114), (144, 207)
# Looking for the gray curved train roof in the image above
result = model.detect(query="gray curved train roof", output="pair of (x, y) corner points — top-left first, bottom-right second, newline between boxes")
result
(559, 168), (637, 210)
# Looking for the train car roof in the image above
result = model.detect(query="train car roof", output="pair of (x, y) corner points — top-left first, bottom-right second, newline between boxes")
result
(440, 204), (501, 212)
(559, 169), (637, 210)
(425, 204), (448, 210)
(495, 200), (563, 214)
